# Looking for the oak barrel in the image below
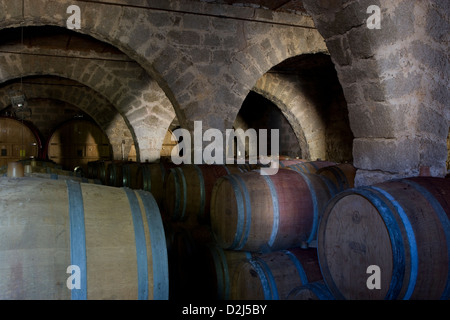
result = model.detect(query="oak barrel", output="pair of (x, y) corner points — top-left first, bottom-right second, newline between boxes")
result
(210, 168), (333, 252)
(137, 162), (178, 209)
(164, 224), (216, 300)
(163, 164), (242, 226)
(279, 159), (306, 168)
(287, 280), (334, 300)
(230, 248), (322, 300)
(0, 177), (168, 300)
(287, 160), (336, 174)
(317, 177), (450, 300)
(200, 244), (253, 300)
(122, 162), (143, 189)
(316, 163), (357, 193)
(107, 160), (133, 187)
(24, 172), (101, 184)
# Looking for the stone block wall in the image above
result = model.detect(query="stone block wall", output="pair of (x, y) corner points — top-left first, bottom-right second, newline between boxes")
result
(0, 0), (447, 186)
(303, 0), (449, 185)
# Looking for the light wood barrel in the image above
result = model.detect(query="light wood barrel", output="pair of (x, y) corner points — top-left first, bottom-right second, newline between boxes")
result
(24, 172), (101, 184)
(318, 177), (450, 300)
(163, 164), (242, 226)
(230, 248), (322, 300)
(0, 177), (168, 300)
(287, 160), (336, 174)
(211, 168), (333, 252)
(287, 280), (334, 300)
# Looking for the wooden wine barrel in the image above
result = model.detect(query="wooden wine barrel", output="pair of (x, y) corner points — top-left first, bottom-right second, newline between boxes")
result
(163, 164), (242, 226)
(279, 159), (306, 168)
(87, 160), (122, 185)
(107, 161), (134, 187)
(137, 162), (178, 209)
(0, 117), (40, 167)
(316, 163), (357, 193)
(287, 160), (336, 174)
(46, 119), (112, 173)
(0, 177), (168, 300)
(200, 244), (253, 300)
(287, 280), (334, 300)
(165, 225), (199, 300)
(164, 224), (216, 300)
(24, 172), (101, 184)
(211, 168), (333, 252)
(87, 160), (101, 179)
(230, 248), (322, 300)
(122, 162), (143, 189)
(318, 177), (450, 300)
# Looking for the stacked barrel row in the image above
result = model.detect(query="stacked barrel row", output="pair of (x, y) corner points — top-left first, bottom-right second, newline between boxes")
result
(86, 158), (450, 300)
(85, 159), (259, 299)
(207, 160), (358, 300)
(210, 161), (450, 300)
(158, 159), (357, 300)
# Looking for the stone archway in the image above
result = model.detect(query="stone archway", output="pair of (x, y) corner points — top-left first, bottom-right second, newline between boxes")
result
(303, 0), (449, 185)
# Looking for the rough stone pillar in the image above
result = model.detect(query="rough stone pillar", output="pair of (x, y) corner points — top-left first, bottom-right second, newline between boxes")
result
(303, 0), (449, 186)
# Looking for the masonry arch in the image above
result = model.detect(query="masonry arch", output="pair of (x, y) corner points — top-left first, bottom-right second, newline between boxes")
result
(0, 25), (176, 162)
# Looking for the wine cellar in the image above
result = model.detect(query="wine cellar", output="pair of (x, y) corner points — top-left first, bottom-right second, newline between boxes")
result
(0, 0), (448, 301)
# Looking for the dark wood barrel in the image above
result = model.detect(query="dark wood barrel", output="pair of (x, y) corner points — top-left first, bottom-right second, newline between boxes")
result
(0, 177), (168, 300)
(287, 160), (336, 174)
(199, 244), (253, 300)
(316, 163), (357, 193)
(122, 162), (143, 189)
(0, 117), (41, 167)
(107, 160), (134, 187)
(287, 280), (334, 300)
(87, 160), (102, 180)
(210, 168), (333, 252)
(86, 160), (121, 185)
(230, 248), (322, 300)
(318, 177), (450, 300)
(136, 162), (178, 209)
(163, 164), (242, 226)
(46, 119), (112, 173)
(164, 224), (216, 300)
